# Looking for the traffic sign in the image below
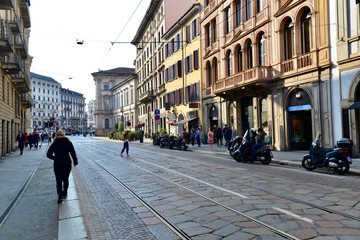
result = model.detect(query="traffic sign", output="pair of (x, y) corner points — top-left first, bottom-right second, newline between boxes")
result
(154, 109), (160, 115)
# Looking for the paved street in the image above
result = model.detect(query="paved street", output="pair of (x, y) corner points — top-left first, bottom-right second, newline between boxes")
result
(0, 136), (359, 239)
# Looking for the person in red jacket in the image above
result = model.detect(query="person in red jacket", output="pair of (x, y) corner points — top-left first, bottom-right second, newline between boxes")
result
(46, 130), (78, 204)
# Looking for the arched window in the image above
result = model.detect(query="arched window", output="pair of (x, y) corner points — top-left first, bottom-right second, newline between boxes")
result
(301, 8), (312, 54)
(213, 58), (218, 81)
(246, 41), (253, 69)
(105, 119), (110, 129)
(258, 33), (266, 66)
(236, 45), (243, 73)
(226, 51), (233, 76)
(206, 62), (212, 86)
(284, 19), (294, 60)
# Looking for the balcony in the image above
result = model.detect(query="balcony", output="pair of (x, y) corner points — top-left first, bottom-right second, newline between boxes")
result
(139, 90), (155, 104)
(20, 0), (31, 28)
(8, 18), (21, 33)
(12, 72), (30, 93)
(14, 35), (28, 59)
(213, 66), (272, 95)
(157, 83), (166, 95)
(0, 33), (13, 56)
(2, 55), (21, 74)
(278, 51), (319, 77)
(0, 0), (13, 10)
(21, 92), (33, 108)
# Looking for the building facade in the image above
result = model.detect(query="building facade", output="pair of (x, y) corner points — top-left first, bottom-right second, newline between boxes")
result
(162, 3), (203, 136)
(112, 74), (137, 131)
(92, 67), (135, 136)
(331, 0), (360, 155)
(201, 0), (332, 151)
(30, 72), (61, 131)
(87, 99), (95, 130)
(60, 88), (86, 133)
(131, 0), (197, 137)
(0, 0), (32, 157)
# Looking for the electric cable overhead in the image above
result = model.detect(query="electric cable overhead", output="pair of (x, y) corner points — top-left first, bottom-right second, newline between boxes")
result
(98, 0), (145, 69)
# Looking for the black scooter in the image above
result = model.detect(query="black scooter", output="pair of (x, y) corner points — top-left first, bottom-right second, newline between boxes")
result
(228, 136), (243, 157)
(233, 130), (272, 165)
(302, 133), (351, 175)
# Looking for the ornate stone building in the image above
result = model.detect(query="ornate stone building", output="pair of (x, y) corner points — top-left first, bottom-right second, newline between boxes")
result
(60, 88), (86, 132)
(92, 67), (135, 136)
(30, 73), (61, 131)
(131, 0), (197, 136)
(0, 0), (32, 157)
(201, 0), (332, 151)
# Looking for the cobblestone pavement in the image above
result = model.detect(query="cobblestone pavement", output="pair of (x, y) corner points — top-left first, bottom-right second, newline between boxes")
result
(72, 137), (360, 239)
(0, 136), (358, 240)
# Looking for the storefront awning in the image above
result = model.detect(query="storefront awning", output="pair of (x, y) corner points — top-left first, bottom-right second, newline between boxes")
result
(348, 101), (360, 109)
(172, 117), (198, 125)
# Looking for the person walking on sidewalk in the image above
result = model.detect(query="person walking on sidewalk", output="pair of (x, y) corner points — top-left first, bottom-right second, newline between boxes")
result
(215, 127), (223, 147)
(16, 130), (26, 155)
(195, 127), (201, 147)
(121, 129), (131, 157)
(46, 130), (78, 204)
(207, 128), (214, 150)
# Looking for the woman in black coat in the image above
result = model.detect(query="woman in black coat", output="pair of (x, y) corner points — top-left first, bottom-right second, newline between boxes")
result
(47, 130), (78, 203)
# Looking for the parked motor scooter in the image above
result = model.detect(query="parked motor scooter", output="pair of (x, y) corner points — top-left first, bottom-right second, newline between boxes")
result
(175, 135), (188, 151)
(160, 135), (175, 149)
(302, 133), (351, 175)
(233, 130), (273, 165)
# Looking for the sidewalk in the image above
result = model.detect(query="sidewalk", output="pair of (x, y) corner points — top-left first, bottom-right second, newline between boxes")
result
(0, 145), (86, 240)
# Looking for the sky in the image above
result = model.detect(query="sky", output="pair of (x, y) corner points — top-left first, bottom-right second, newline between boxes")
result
(29, 0), (151, 102)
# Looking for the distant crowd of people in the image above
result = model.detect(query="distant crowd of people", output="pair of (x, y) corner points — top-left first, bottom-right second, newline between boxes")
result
(175, 124), (235, 150)
(16, 130), (56, 154)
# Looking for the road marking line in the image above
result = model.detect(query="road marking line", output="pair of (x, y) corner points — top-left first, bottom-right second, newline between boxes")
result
(138, 159), (248, 199)
(272, 207), (314, 224)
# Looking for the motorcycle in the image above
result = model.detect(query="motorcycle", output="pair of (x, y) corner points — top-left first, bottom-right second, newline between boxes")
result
(159, 135), (175, 149)
(302, 133), (351, 175)
(174, 135), (188, 151)
(233, 130), (273, 165)
(228, 136), (243, 157)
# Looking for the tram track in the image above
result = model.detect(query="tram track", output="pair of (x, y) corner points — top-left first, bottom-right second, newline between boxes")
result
(75, 140), (360, 239)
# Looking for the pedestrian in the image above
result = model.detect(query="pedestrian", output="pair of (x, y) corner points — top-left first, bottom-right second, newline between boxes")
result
(28, 132), (34, 149)
(225, 126), (233, 148)
(48, 132), (52, 144)
(195, 127), (201, 147)
(33, 131), (40, 149)
(207, 128), (214, 150)
(215, 127), (223, 147)
(190, 128), (195, 146)
(16, 130), (26, 155)
(24, 132), (29, 147)
(222, 124), (228, 146)
(121, 129), (131, 157)
(46, 130), (78, 204)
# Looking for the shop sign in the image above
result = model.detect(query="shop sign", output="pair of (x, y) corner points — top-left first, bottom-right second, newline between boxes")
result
(189, 102), (199, 108)
(288, 104), (311, 112)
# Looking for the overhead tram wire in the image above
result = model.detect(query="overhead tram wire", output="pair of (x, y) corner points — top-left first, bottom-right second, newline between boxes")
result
(98, 0), (145, 69)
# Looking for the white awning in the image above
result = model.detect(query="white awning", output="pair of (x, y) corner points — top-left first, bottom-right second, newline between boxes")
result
(172, 117), (198, 125)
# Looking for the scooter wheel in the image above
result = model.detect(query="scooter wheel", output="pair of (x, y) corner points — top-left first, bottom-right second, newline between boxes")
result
(335, 159), (349, 175)
(302, 158), (315, 171)
(261, 156), (271, 165)
(233, 152), (242, 162)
